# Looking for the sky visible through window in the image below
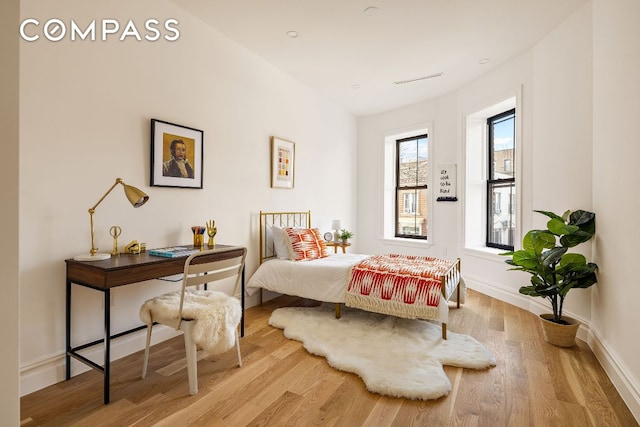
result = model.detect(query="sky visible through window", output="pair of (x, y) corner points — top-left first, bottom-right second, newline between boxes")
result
(399, 136), (428, 162)
(494, 115), (514, 151)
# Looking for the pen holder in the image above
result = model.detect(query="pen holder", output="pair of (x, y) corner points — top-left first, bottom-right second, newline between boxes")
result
(193, 233), (204, 247)
(192, 226), (205, 248)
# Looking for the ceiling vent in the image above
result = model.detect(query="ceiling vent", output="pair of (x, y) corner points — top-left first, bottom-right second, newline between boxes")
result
(394, 72), (444, 85)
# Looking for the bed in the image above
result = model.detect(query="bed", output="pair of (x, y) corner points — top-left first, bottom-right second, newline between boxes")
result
(246, 210), (464, 339)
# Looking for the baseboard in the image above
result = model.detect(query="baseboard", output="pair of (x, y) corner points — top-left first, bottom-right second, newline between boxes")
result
(465, 274), (639, 422)
(20, 325), (180, 397)
(588, 330), (640, 422)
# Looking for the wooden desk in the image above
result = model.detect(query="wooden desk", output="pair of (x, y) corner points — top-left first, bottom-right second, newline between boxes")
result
(65, 244), (246, 404)
(326, 241), (351, 253)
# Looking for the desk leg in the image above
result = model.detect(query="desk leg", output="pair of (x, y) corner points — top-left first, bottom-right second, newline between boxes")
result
(241, 267), (245, 337)
(104, 290), (111, 404)
(65, 280), (71, 380)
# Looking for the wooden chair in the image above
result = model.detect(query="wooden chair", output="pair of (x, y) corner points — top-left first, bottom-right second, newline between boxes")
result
(140, 248), (246, 395)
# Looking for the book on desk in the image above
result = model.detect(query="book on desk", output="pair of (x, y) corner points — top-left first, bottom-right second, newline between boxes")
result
(147, 246), (203, 258)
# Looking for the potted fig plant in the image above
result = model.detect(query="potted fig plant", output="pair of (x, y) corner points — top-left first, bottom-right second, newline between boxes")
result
(501, 209), (598, 347)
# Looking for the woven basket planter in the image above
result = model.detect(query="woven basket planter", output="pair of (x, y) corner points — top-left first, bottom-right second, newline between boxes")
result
(539, 314), (580, 347)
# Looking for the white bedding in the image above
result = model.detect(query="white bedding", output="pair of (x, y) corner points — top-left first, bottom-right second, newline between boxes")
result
(246, 253), (370, 303)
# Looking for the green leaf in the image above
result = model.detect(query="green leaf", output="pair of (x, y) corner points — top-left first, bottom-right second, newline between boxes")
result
(530, 275), (546, 287)
(519, 285), (544, 297)
(534, 210), (563, 221)
(570, 267), (598, 289)
(567, 210), (596, 236)
(569, 210), (595, 227)
(558, 253), (587, 269)
(542, 247), (567, 267)
(560, 230), (593, 248)
(559, 271), (597, 296)
(520, 282), (557, 297)
(547, 218), (579, 236)
(510, 250), (538, 269)
(523, 230), (556, 254)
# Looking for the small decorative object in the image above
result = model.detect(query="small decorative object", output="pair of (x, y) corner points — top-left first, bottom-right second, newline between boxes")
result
(191, 226), (205, 248)
(109, 225), (122, 255)
(124, 240), (141, 254)
(206, 219), (217, 248)
(337, 229), (354, 244)
(270, 136), (295, 189)
(151, 119), (204, 189)
(73, 177), (149, 261)
(501, 209), (598, 347)
(323, 232), (333, 242)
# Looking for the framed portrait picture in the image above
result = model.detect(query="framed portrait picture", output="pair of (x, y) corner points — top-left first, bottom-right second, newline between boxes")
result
(150, 119), (203, 189)
(270, 136), (295, 189)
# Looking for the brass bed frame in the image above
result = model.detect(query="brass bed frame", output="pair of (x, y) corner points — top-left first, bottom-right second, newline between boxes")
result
(259, 210), (311, 265)
(257, 210), (461, 339)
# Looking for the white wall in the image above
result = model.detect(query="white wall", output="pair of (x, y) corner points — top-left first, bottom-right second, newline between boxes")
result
(591, 0), (640, 418)
(357, 95), (459, 259)
(1, 0), (21, 423)
(357, 51), (534, 286)
(530, 3), (594, 321)
(357, 0), (593, 327)
(19, 0), (357, 395)
(358, 2), (639, 419)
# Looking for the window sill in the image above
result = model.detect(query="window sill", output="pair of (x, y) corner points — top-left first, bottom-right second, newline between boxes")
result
(462, 246), (510, 263)
(382, 237), (433, 249)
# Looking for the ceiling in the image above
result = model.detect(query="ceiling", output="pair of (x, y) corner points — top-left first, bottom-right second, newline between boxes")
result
(171, 0), (588, 117)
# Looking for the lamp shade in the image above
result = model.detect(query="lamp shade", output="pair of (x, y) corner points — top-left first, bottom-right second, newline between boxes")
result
(123, 184), (149, 208)
(331, 220), (341, 230)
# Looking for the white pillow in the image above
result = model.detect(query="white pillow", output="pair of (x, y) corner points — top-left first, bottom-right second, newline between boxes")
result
(270, 225), (291, 259)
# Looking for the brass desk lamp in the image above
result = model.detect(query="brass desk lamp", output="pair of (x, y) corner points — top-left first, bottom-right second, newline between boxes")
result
(73, 178), (149, 261)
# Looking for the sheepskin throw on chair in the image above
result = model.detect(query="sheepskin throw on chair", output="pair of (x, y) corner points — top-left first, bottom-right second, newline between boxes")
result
(140, 289), (241, 354)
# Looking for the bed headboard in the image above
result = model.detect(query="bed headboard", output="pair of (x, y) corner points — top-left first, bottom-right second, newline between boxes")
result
(259, 210), (311, 264)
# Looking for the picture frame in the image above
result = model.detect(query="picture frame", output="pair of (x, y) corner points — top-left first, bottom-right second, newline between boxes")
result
(150, 119), (203, 189)
(270, 136), (295, 189)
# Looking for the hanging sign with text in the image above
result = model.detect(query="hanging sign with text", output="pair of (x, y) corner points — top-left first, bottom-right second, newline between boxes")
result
(436, 164), (457, 202)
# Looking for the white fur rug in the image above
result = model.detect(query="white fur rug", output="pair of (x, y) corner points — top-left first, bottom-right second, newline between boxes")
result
(269, 304), (496, 400)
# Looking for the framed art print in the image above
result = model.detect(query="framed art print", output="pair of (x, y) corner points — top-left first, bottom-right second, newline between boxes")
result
(151, 119), (203, 189)
(270, 136), (295, 189)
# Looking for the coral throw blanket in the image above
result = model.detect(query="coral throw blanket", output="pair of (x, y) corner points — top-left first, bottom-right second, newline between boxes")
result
(345, 254), (455, 320)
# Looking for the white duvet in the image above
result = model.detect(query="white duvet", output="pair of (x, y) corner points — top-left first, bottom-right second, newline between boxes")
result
(246, 253), (370, 303)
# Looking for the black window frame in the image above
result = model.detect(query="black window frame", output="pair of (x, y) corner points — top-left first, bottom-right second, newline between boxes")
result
(486, 109), (516, 251)
(395, 134), (428, 240)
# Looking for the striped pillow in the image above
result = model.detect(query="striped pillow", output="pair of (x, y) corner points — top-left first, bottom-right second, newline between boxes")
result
(284, 227), (329, 261)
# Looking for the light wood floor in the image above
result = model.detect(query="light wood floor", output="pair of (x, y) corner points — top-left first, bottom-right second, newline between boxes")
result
(21, 289), (638, 427)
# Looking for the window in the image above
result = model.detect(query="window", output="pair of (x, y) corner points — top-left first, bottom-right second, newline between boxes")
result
(486, 109), (515, 250)
(464, 94), (519, 252)
(396, 134), (428, 239)
(403, 192), (417, 214)
(492, 192), (501, 214)
(509, 192), (515, 215)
